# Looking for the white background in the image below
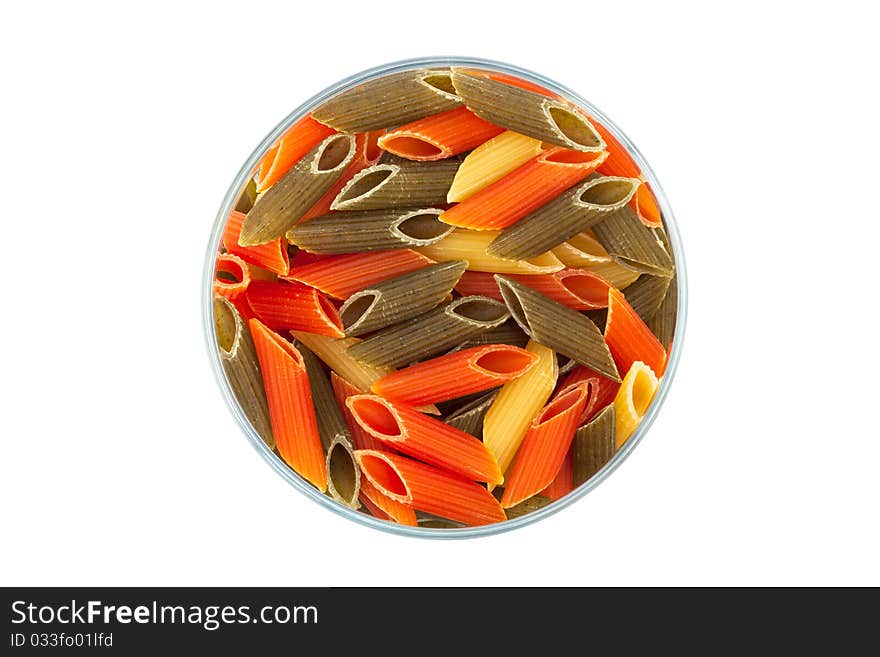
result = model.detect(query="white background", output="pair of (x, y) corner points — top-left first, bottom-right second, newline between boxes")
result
(1, 1), (878, 586)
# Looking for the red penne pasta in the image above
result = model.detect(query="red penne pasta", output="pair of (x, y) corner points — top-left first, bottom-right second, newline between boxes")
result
(455, 269), (611, 311)
(221, 210), (290, 276)
(501, 382), (591, 508)
(255, 115), (336, 193)
(346, 395), (503, 484)
(605, 287), (667, 377)
(229, 293), (257, 324)
(358, 477), (418, 526)
(245, 280), (344, 337)
(330, 372), (385, 452)
(541, 449), (574, 500)
(355, 450), (506, 526)
(591, 120), (662, 227)
(213, 253), (250, 300)
(248, 319), (327, 492)
(299, 131), (384, 222)
(559, 365), (619, 424)
(283, 249), (435, 299)
(372, 345), (537, 406)
(439, 147), (608, 231)
(378, 106), (504, 161)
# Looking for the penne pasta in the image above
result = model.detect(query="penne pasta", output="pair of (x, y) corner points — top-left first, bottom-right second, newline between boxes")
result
(287, 208), (453, 254)
(339, 260), (467, 336)
(623, 274), (673, 323)
(359, 477), (417, 526)
(311, 68), (462, 132)
(213, 296), (274, 449)
(355, 450), (506, 526)
(581, 259), (641, 290)
(234, 177), (258, 214)
(541, 449), (574, 501)
(346, 296), (509, 369)
(605, 287), (667, 378)
(245, 280), (344, 337)
(483, 340), (558, 477)
(560, 365), (620, 424)
(646, 274), (678, 351)
(371, 345), (537, 406)
(331, 159), (459, 211)
(451, 320), (529, 351)
(501, 382), (591, 508)
(290, 331), (391, 395)
(213, 253), (251, 300)
(241, 134), (356, 246)
(285, 249), (434, 300)
(297, 343), (360, 508)
(438, 148), (608, 231)
(451, 70), (604, 152)
(552, 230), (611, 267)
(592, 205), (675, 278)
(377, 106), (504, 161)
(613, 361), (659, 448)
(443, 389), (499, 439)
(455, 269), (611, 311)
(495, 275), (620, 381)
(222, 210), (290, 276)
(347, 395), (502, 484)
(248, 319), (327, 491)
(417, 228), (564, 275)
(416, 515), (465, 529)
(503, 494), (553, 520)
(447, 130), (545, 203)
(330, 372), (386, 453)
(487, 176), (640, 260)
(299, 131), (384, 223)
(572, 403), (616, 485)
(256, 115), (337, 193)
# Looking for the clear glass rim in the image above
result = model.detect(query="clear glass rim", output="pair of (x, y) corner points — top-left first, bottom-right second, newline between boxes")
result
(201, 55), (688, 539)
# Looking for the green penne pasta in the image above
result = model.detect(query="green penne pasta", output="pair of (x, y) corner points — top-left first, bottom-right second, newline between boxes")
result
(451, 320), (529, 351)
(213, 296), (274, 450)
(287, 208), (452, 254)
(451, 70), (604, 152)
(234, 177), (258, 214)
(296, 342), (360, 509)
(331, 159), (459, 211)
(572, 404), (616, 486)
(240, 134), (356, 246)
(623, 275), (673, 323)
(646, 274), (678, 348)
(557, 353), (578, 376)
(416, 513), (466, 529)
(487, 176), (640, 260)
(495, 275), (620, 381)
(346, 296), (510, 368)
(591, 205), (675, 277)
(586, 309), (607, 333)
(339, 260), (467, 337)
(503, 494), (554, 520)
(444, 389), (499, 439)
(310, 68), (462, 132)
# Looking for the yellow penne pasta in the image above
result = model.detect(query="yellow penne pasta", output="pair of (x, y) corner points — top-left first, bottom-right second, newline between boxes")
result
(416, 229), (563, 275)
(613, 361), (660, 448)
(446, 131), (544, 203)
(483, 339), (558, 480)
(552, 231), (640, 289)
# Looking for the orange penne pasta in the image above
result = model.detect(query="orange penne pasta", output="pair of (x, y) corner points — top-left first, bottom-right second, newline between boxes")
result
(248, 319), (327, 491)
(221, 210), (290, 276)
(256, 115), (336, 193)
(378, 106), (504, 161)
(454, 269), (611, 311)
(213, 253), (250, 300)
(591, 119), (662, 227)
(245, 280), (344, 337)
(330, 372), (385, 452)
(284, 249), (435, 300)
(299, 131), (384, 222)
(605, 287), (667, 377)
(501, 382), (591, 508)
(355, 450), (506, 526)
(358, 477), (417, 526)
(347, 395), (502, 484)
(371, 345), (537, 406)
(559, 365), (620, 424)
(439, 147), (608, 231)
(541, 449), (574, 500)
